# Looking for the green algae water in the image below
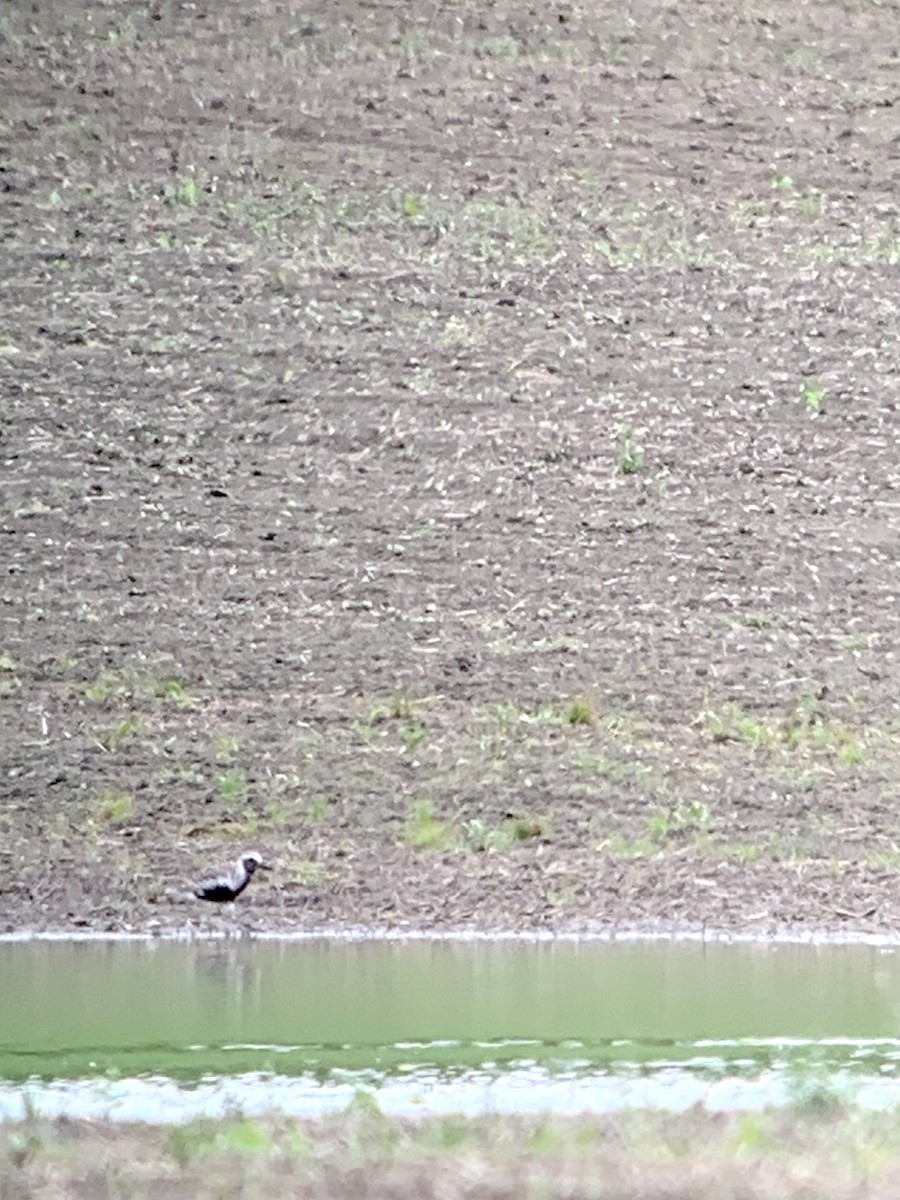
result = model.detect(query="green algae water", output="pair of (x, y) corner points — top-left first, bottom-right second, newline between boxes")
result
(3, 938), (900, 1122)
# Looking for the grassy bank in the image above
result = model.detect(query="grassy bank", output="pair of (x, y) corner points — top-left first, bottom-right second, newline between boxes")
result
(4, 1103), (900, 1199)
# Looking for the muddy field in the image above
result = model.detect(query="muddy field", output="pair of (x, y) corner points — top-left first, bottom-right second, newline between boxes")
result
(2, 0), (900, 936)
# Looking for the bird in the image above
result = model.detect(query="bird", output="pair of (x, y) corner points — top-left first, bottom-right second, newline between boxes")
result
(192, 851), (272, 903)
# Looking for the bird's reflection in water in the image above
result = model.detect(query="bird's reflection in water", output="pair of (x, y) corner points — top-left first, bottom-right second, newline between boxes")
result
(190, 941), (267, 1023)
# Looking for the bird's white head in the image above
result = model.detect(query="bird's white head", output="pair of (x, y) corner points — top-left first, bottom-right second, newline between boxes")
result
(241, 851), (271, 876)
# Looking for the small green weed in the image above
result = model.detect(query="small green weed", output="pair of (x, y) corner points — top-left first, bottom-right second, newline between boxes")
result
(214, 733), (240, 758)
(218, 769), (247, 806)
(82, 676), (119, 702)
(146, 879), (166, 903)
(307, 795), (329, 823)
(365, 694), (416, 725)
(704, 698), (867, 765)
(796, 192), (822, 222)
(836, 738), (864, 767)
(801, 377), (825, 413)
(262, 801), (293, 830)
(731, 1113), (771, 1154)
(528, 1121), (569, 1153)
(345, 1087), (383, 1117)
(508, 815), (551, 842)
(164, 174), (201, 207)
(440, 315), (491, 350)
(290, 861), (327, 885)
(80, 669), (189, 705)
(703, 703), (772, 748)
(423, 1115), (474, 1150)
(404, 800), (454, 851)
(615, 424), (644, 474)
(92, 717), (141, 753)
(464, 815), (550, 852)
(566, 696), (597, 726)
(221, 1120), (272, 1155)
(464, 818), (514, 851)
(167, 1120), (218, 1167)
(401, 723), (427, 754)
(158, 679), (191, 705)
(95, 791), (135, 823)
(718, 842), (761, 864)
(647, 800), (711, 841)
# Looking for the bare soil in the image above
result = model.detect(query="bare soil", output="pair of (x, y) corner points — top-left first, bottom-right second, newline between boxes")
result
(3, 0), (900, 937)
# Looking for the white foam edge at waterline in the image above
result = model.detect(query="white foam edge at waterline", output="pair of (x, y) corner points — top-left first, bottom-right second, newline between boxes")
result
(2, 1063), (896, 1125)
(2, 924), (900, 948)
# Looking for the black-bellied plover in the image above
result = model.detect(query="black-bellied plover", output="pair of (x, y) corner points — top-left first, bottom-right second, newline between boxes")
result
(192, 851), (272, 903)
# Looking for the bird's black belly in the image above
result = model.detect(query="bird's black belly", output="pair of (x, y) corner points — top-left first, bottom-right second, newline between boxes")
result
(196, 883), (239, 903)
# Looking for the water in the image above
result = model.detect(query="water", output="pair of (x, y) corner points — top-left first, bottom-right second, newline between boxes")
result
(3, 938), (900, 1122)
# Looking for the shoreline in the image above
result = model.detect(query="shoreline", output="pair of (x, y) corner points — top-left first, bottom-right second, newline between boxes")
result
(3, 923), (900, 947)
